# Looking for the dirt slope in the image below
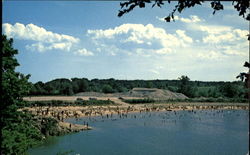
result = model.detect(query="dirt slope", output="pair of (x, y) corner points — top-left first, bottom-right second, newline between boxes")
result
(127, 88), (188, 100)
(75, 88), (188, 100)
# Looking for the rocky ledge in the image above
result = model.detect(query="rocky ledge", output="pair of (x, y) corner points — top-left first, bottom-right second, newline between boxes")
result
(58, 121), (92, 133)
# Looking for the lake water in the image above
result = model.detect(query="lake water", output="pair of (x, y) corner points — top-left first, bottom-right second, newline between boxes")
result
(29, 110), (249, 155)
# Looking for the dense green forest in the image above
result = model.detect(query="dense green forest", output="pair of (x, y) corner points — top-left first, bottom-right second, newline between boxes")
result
(1, 35), (65, 155)
(29, 76), (246, 99)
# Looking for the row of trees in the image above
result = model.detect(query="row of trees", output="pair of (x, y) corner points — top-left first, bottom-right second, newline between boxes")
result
(29, 76), (246, 99)
(177, 76), (246, 98)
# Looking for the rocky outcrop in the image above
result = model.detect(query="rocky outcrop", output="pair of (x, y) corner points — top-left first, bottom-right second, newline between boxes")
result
(28, 116), (92, 137)
(58, 121), (91, 134)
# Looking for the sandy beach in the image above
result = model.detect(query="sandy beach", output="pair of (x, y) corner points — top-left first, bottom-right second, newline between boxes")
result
(21, 102), (249, 120)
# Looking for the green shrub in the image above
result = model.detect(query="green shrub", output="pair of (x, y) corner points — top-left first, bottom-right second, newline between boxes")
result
(123, 98), (155, 104)
(102, 84), (114, 93)
(1, 112), (44, 155)
(26, 99), (114, 107)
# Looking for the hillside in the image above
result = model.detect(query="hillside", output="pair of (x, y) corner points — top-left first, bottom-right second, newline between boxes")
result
(75, 88), (188, 100)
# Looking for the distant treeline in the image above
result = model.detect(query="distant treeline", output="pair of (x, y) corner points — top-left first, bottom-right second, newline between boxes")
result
(29, 77), (247, 99)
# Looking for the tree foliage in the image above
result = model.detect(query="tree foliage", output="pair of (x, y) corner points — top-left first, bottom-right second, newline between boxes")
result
(1, 113), (43, 155)
(1, 35), (32, 124)
(218, 82), (241, 98)
(28, 76), (246, 100)
(236, 62), (250, 99)
(177, 75), (195, 97)
(102, 84), (114, 93)
(118, 0), (249, 22)
(1, 35), (60, 155)
(1, 35), (36, 154)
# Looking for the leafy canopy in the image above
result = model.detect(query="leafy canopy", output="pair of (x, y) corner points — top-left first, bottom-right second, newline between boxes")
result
(118, 0), (249, 22)
(1, 35), (38, 155)
(1, 35), (31, 118)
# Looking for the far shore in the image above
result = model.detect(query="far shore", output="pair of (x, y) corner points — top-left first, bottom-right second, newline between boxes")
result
(20, 102), (249, 121)
(20, 98), (249, 134)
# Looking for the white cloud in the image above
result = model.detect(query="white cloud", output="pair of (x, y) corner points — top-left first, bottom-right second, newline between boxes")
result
(186, 21), (248, 58)
(177, 15), (203, 23)
(156, 16), (165, 22)
(25, 43), (47, 52)
(202, 33), (234, 43)
(217, 44), (248, 56)
(233, 29), (249, 39)
(74, 48), (94, 56)
(26, 42), (73, 52)
(156, 15), (203, 23)
(202, 27), (248, 44)
(176, 30), (193, 44)
(197, 50), (223, 60)
(199, 25), (232, 34)
(2, 23), (79, 52)
(87, 23), (193, 56)
(154, 48), (172, 54)
(135, 48), (152, 57)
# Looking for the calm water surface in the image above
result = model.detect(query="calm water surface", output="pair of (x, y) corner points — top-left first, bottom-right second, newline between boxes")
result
(29, 110), (249, 155)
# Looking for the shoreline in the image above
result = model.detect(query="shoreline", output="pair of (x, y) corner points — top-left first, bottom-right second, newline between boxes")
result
(21, 102), (249, 120)
(21, 96), (249, 135)
(19, 102), (249, 143)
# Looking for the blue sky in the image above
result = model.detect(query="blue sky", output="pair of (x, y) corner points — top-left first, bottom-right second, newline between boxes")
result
(2, 1), (249, 83)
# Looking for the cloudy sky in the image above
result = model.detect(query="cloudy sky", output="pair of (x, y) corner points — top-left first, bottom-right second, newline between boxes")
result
(2, 1), (249, 83)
